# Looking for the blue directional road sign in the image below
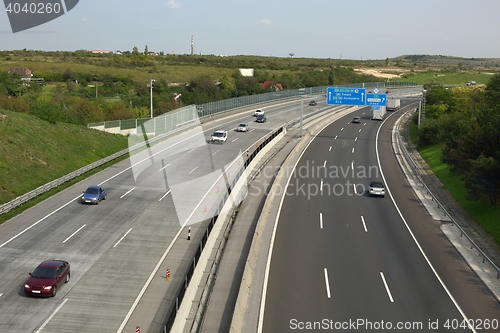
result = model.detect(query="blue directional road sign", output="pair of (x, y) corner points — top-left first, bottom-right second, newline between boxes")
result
(366, 93), (387, 107)
(327, 87), (366, 106)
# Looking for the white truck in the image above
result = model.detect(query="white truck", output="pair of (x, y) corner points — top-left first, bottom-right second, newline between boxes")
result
(372, 106), (386, 120)
(386, 99), (400, 111)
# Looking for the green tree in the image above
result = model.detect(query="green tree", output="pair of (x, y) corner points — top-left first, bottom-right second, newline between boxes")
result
(465, 155), (500, 207)
(484, 73), (500, 108)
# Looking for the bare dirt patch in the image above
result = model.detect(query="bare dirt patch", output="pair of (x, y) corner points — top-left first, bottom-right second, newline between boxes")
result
(354, 68), (406, 79)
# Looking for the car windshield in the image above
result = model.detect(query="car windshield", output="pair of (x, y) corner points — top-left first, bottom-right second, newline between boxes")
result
(32, 267), (56, 279)
(239, 124), (246, 127)
(85, 188), (99, 194)
(371, 183), (384, 188)
(212, 132), (224, 137)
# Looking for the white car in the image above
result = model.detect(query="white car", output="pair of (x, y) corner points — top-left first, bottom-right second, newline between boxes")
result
(254, 109), (264, 117)
(237, 123), (249, 132)
(211, 130), (227, 143)
(368, 181), (385, 197)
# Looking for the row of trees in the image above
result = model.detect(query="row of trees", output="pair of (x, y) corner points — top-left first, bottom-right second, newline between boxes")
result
(418, 74), (500, 207)
(0, 62), (378, 125)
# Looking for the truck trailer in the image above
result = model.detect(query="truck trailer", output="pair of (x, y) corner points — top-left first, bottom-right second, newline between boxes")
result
(372, 106), (386, 120)
(386, 99), (400, 111)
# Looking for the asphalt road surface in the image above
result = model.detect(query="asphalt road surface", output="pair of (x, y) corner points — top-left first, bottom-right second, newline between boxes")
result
(0, 96), (336, 332)
(262, 103), (500, 332)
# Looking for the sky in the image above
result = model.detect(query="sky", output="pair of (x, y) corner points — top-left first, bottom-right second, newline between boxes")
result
(1, 0), (499, 60)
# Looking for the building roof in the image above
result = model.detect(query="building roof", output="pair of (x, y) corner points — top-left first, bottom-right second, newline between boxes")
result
(8, 67), (32, 77)
(261, 80), (283, 91)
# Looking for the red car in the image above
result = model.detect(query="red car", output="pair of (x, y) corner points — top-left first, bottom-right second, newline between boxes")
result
(24, 260), (70, 297)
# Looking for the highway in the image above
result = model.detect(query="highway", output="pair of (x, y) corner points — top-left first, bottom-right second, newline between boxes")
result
(262, 102), (500, 332)
(0, 96), (328, 332)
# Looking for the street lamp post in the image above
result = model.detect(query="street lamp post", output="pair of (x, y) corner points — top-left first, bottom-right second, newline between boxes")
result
(150, 77), (155, 118)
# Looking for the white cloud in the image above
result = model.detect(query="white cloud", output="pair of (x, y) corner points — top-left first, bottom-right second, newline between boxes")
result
(166, 0), (182, 9)
(80, 18), (88, 22)
(258, 19), (272, 25)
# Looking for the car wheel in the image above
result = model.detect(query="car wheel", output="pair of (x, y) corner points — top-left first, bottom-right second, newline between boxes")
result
(65, 272), (70, 283)
(95, 200), (99, 205)
(51, 285), (57, 297)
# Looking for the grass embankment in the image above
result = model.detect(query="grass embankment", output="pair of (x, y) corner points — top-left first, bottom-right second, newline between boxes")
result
(417, 144), (500, 245)
(0, 109), (129, 223)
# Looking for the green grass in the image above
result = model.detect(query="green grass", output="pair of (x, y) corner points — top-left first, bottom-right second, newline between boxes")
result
(0, 109), (129, 212)
(409, 121), (418, 144)
(417, 144), (500, 245)
(394, 70), (494, 86)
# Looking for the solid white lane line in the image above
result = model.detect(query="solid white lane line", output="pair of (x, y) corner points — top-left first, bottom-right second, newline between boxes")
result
(329, 146), (332, 151)
(380, 272), (394, 302)
(257, 107), (359, 333)
(159, 190), (171, 201)
(212, 150), (219, 156)
(189, 166), (198, 174)
(361, 216), (368, 232)
(63, 225), (86, 244)
(320, 213), (323, 229)
(0, 196), (78, 248)
(35, 298), (69, 333)
(375, 112), (476, 331)
(114, 228), (133, 248)
(158, 163), (170, 171)
(324, 268), (332, 298)
(120, 187), (135, 199)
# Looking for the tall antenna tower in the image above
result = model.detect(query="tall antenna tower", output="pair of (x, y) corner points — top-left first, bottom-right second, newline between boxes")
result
(191, 35), (194, 56)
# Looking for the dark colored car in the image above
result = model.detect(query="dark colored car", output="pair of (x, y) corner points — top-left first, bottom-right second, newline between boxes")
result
(309, 100), (317, 106)
(24, 260), (70, 297)
(352, 116), (361, 123)
(368, 181), (385, 197)
(256, 115), (267, 123)
(81, 185), (106, 205)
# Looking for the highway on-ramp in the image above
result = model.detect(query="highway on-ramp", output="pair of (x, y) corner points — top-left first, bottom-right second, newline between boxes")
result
(262, 103), (500, 332)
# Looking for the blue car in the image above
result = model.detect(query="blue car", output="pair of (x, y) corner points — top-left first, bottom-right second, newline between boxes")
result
(255, 115), (267, 123)
(81, 186), (106, 205)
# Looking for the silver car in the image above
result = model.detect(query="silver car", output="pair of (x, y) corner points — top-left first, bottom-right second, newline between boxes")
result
(237, 123), (249, 132)
(368, 181), (385, 197)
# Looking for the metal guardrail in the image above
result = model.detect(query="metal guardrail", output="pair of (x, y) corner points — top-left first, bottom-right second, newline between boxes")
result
(0, 148), (130, 216)
(160, 125), (285, 332)
(397, 109), (500, 279)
